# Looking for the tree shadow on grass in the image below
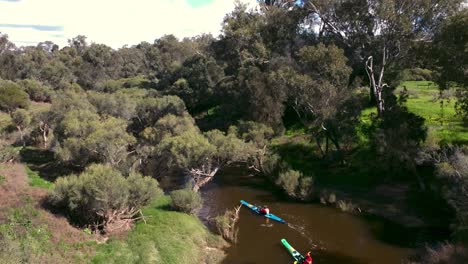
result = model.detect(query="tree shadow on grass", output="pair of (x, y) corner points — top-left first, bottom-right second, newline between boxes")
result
(20, 147), (80, 182)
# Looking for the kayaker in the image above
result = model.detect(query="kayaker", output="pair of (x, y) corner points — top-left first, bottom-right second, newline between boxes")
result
(259, 205), (270, 215)
(302, 252), (312, 264)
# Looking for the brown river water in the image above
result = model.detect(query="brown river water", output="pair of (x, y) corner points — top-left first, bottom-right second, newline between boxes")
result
(196, 167), (449, 264)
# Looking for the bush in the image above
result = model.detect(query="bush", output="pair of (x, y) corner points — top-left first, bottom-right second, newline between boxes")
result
(406, 243), (468, 264)
(170, 188), (203, 214)
(276, 169), (300, 196)
(0, 80), (30, 112)
(49, 164), (162, 232)
(276, 169), (314, 200)
(18, 79), (53, 102)
(0, 145), (20, 162)
(399, 68), (433, 82)
(214, 205), (241, 243)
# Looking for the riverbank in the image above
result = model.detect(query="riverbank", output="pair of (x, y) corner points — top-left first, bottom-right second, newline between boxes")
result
(93, 196), (226, 264)
(0, 161), (227, 264)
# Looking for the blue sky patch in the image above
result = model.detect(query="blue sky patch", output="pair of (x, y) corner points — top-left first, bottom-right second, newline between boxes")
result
(0, 24), (64, 31)
(185, 0), (214, 8)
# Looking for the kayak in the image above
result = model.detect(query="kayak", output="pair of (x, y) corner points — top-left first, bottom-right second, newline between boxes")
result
(239, 200), (287, 224)
(281, 238), (305, 263)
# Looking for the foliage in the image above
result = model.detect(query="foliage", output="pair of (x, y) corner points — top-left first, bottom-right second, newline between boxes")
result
(434, 147), (468, 242)
(10, 108), (31, 145)
(429, 9), (468, 121)
(170, 188), (203, 214)
(373, 88), (427, 181)
(49, 164), (162, 231)
(164, 54), (224, 113)
(407, 243), (468, 264)
(55, 109), (135, 167)
(276, 169), (314, 200)
(18, 79), (53, 102)
(132, 95), (187, 134)
(154, 129), (250, 191)
(0, 79), (30, 112)
(0, 145), (20, 162)
(214, 205), (241, 243)
(398, 68), (433, 82)
(87, 91), (137, 120)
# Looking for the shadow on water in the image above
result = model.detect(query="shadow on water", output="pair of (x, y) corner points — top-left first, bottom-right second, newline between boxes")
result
(362, 213), (450, 248)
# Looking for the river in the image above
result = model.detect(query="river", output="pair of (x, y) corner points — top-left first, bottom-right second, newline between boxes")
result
(198, 166), (447, 264)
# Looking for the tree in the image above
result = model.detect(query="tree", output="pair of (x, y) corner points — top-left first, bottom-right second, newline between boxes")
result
(277, 44), (360, 157)
(431, 10), (468, 120)
(49, 164), (162, 232)
(0, 80), (30, 112)
(32, 110), (52, 149)
(17, 79), (53, 102)
(164, 54), (224, 113)
(154, 129), (249, 192)
(56, 109), (136, 167)
(132, 95), (187, 135)
(10, 109), (31, 146)
(140, 113), (198, 145)
(87, 91), (137, 120)
(294, 0), (464, 116)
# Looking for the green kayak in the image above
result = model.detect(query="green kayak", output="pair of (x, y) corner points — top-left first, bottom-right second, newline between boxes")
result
(281, 238), (305, 263)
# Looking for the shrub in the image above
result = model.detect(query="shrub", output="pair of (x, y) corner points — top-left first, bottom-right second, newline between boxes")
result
(399, 68), (433, 82)
(406, 243), (468, 264)
(336, 200), (359, 213)
(276, 169), (314, 200)
(170, 188), (203, 214)
(18, 79), (53, 102)
(320, 190), (337, 205)
(0, 80), (30, 112)
(49, 164), (162, 232)
(276, 169), (300, 196)
(0, 145), (20, 162)
(214, 205), (241, 243)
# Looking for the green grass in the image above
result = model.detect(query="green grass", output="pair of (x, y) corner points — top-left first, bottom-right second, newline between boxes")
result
(0, 198), (95, 264)
(0, 174), (5, 185)
(25, 166), (54, 189)
(93, 196), (225, 264)
(398, 81), (467, 144)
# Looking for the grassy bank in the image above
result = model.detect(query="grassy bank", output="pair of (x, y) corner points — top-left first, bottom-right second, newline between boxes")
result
(93, 196), (225, 264)
(397, 81), (467, 145)
(268, 81), (463, 226)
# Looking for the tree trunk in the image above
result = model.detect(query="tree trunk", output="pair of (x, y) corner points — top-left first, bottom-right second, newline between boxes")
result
(17, 126), (24, 146)
(365, 46), (388, 117)
(190, 167), (219, 192)
(40, 123), (49, 149)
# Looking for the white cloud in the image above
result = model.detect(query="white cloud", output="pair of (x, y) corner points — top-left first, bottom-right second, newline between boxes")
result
(0, 0), (258, 48)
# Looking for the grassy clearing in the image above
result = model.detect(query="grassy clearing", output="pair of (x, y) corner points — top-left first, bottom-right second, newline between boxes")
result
(0, 198), (95, 264)
(93, 196), (225, 264)
(25, 165), (54, 189)
(397, 81), (467, 145)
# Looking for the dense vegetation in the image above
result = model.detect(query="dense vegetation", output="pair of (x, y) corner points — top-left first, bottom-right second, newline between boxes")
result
(0, 0), (467, 263)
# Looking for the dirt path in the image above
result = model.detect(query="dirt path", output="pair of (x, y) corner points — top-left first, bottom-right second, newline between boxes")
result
(0, 163), (36, 211)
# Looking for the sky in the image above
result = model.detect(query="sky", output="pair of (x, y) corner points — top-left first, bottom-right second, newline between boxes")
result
(0, 0), (258, 49)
